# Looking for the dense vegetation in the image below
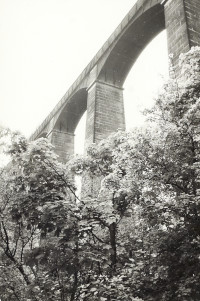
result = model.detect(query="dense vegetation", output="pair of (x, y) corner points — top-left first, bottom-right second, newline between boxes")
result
(1, 47), (200, 300)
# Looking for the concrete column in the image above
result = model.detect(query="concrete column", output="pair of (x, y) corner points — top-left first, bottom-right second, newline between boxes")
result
(85, 80), (126, 149)
(164, 0), (200, 73)
(48, 130), (74, 163)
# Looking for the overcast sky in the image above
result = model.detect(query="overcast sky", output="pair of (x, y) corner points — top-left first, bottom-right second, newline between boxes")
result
(0, 0), (169, 152)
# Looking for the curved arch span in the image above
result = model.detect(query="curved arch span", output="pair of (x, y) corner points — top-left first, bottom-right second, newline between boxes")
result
(54, 88), (87, 133)
(97, 3), (165, 87)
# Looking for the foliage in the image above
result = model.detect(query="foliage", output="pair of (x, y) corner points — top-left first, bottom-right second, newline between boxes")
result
(0, 133), (79, 300)
(1, 47), (200, 300)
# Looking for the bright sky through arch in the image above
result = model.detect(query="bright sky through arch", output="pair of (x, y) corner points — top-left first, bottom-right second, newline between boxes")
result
(0, 0), (168, 153)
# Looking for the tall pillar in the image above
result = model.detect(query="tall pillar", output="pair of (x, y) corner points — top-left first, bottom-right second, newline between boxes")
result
(82, 80), (125, 197)
(85, 80), (126, 149)
(48, 130), (74, 163)
(164, 0), (200, 72)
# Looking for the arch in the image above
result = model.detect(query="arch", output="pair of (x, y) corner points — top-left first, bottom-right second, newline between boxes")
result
(53, 88), (87, 134)
(30, 1), (165, 142)
(97, 3), (165, 87)
(30, 0), (200, 163)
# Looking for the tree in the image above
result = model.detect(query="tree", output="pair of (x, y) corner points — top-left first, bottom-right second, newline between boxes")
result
(1, 46), (200, 300)
(69, 46), (200, 300)
(0, 132), (81, 300)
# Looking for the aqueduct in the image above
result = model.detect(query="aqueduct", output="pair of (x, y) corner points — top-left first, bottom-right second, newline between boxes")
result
(30, 0), (200, 162)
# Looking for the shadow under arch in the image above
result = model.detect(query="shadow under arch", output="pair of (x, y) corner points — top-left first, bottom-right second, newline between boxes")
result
(48, 88), (87, 162)
(97, 3), (165, 87)
(53, 88), (87, 134)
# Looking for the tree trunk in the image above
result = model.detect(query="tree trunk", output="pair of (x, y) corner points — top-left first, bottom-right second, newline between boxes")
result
(109, 222), (117, 270)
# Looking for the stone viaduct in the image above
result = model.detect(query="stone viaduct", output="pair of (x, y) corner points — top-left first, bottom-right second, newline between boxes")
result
(30, 0), (200, 162)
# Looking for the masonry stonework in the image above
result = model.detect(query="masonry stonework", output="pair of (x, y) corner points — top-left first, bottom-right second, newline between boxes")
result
(164, 0), (200, 72)
(49, 130), (74, 163)
(30, 0), (200, 163)
(85, 81), (125, 147)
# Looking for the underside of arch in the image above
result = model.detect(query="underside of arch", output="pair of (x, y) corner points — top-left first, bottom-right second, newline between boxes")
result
(98, 4), (165, 87)
(54, 88), (87, 133)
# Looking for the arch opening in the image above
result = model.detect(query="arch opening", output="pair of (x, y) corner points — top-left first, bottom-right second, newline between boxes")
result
(74, 111), (87, 155)
(124, 30), (168, 130)
(74, 111), (87, 197)
(98, 3), (165, 87)
(54, 88), (87, 134)
(50, 88), (87, 161)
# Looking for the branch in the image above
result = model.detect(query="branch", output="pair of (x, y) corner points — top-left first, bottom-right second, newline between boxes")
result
(90, 230), (107, 244)
(43, 158), (83, 204)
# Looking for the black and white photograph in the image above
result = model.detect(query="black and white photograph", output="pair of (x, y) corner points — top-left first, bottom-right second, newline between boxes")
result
(0, 0), (200, 300)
